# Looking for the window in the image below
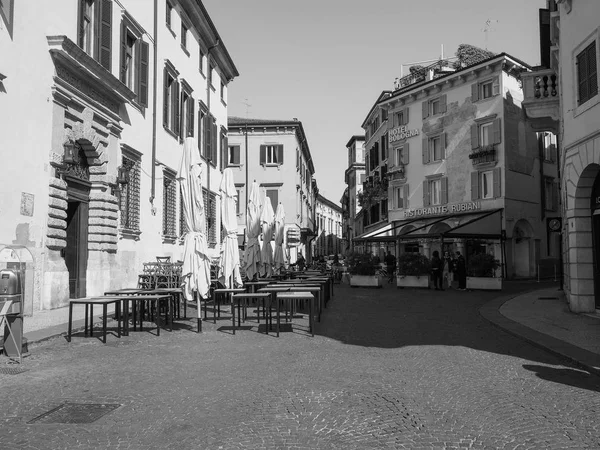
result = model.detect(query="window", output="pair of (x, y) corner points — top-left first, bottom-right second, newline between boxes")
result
(260, 145), (283, 166)
(380, 135), (387, 161)
(423, 176), (448, 206)
(266, 189), (278, 210)
(235, 189), (242, 215)
(545, 177), (557, 211)
(430, 98), (440, 116)
(179, 196), (188, 238)
(219, 128), (228, 171)
(220, 81), (225, 101)
(180, 88), (194, 138)
(422, 95), (447, 119)
(208, 61), (213, 87)
(203, 188), (218, 245)
(199, 47), (205, 74)
(471, 168), (501, 200)
(203, 113), (217, 164)
(480, 170), (493, 199)
(163, 65), (180, 135)
(395, 111), (404, 127)
(577, 41), (598, 105)
(120, 19), (150, 107)
(228, 145), (240, 166)
(78, 0), (112, 70)
(163, 170), (177, 238)
(198, 107), (206, 157)
(539, 132), (557, 162)
(181, 22), (188, 50)
(429, 135), (444, 162)
(166, 1), (172, 28)
(120, 153), (141, 231)
(394, 184), (408, 209)
(480, 122), (493, 147)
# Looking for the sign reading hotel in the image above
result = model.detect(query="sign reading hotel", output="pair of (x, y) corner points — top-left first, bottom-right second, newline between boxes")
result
(389, 125), (420, 143)
(404, 201), (481, 218)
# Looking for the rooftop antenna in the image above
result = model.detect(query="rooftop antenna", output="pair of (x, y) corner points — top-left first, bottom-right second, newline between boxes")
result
(482, 19), (498, 50)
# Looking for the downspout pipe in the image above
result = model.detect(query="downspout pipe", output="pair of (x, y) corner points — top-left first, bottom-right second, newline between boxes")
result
(206, 39), (220, 230)
(150, 0), (158, 205)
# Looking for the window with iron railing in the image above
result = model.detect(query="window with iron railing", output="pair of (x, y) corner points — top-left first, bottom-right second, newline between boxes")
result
(163, 171), (177, 239)
(203, 188), (218, 245)
(120, 154), (141, 231)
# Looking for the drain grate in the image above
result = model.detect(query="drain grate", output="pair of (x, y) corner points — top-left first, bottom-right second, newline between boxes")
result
(0, 366), (29, 375)
(28, 403), (121, 424)
(538, 296), (559, 300)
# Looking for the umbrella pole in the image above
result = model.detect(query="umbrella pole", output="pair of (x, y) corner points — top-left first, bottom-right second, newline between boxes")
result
(195, 290), (202, 333)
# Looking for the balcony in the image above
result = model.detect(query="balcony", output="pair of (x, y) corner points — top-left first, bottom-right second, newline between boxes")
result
(469, 144), (497, 166)
(522, 68), (560, 132)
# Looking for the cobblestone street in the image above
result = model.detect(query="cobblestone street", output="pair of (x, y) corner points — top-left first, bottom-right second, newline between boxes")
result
(1, 282), (600, 450)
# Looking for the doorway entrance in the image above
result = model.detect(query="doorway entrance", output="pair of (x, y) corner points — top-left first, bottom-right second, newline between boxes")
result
(65, 177), (90, 299)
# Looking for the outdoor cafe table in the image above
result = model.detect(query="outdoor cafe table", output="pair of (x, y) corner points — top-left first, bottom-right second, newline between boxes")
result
(230, 292), (272, 335)
(266, 283), (322, 322)
(244, 281), (270, 293)
(67, 296), (123, 343)
(210, 288), (246, 323)
(258, 287), (317, 336)
(276, 292), (314, 337)
(103, 289), (173, 336)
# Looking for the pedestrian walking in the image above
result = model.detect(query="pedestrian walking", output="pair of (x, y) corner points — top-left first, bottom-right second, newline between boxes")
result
(384, 251), (396, 283)
(431, 251), (443, 290)
(296, 252), (306, 271)
(455, 251), (467, 290)
(442, 251), (453, 289)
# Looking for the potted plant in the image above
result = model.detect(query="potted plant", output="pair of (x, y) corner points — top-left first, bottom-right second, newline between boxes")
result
(396, 252), (431, 288)
(466, 253), (502, 290)
(347, 253), (382, 288)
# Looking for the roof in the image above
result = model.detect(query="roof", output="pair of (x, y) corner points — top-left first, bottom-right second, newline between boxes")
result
(317, 194), (342, 213)
(346, 135), (365, 148)
(227, 117), (315, 174)
(360, 91), (392, 129)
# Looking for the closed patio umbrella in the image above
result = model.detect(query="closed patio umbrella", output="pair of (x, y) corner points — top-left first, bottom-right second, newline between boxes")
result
(177, 137), (211, 331)
(218, 168), (243, 288)
(244, 180), (262, 281)
(260, 194), (275, 277)
(273, 202), (286, 274)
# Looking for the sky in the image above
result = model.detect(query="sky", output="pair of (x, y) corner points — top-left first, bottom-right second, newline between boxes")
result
(203, 0), (547, 204)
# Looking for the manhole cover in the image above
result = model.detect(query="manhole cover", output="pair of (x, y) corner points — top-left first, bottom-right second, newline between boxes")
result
(0, 366), (29, 375)
(28, 403), (121, 424)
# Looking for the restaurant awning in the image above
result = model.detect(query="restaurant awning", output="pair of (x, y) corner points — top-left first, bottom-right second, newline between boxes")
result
(354, 223), (392, 240)
(354, 208), (503, 243)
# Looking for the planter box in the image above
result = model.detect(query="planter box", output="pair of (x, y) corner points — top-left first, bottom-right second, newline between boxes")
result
(466, 276), (502, 290)
(397, 275), (429, 288)
(350, 275), (383, 288)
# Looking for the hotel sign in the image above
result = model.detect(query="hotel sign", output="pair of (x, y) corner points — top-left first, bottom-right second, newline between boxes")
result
(404, 201), (481, 218)
(389, 125), (420, 143)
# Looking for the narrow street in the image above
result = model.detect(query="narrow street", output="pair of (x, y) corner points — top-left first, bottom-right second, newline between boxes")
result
(1, 281), (599, 449)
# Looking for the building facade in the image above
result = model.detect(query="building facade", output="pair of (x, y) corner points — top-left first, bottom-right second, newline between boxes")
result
(342, 135), (365, 253)
(314, 194), (343, 258)
(0, 0), (237, 313)
(357, 52), (560, 278)
(524, 0), (600, 312)
(226, 117), (318, 265)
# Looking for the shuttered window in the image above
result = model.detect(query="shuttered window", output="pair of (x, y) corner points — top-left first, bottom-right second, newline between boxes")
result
(179, 195), (188, 238)
(260, 145), (284, 165)
(577, 41), (598, 105)
(180, 89), (194, 138)
(228, 145), (241, 166)
(203, 188), (218, 245)
(78, 0), (112, 71)
(119, 19), (149, 107)
(163, 66), (180, 135)
(120, 153), (141, 231)
(163, 171), (177, 238)
(471, 168), (501, 200)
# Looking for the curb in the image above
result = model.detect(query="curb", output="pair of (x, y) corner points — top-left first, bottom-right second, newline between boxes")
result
(479, 289), (600, 377)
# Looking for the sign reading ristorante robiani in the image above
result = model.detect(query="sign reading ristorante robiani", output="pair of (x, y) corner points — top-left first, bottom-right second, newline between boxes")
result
(404, 201), (481, 218)
(389, 125), (420, 143)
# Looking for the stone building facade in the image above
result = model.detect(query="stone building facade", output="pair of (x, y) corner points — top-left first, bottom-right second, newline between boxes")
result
(314, 194), (343, 258)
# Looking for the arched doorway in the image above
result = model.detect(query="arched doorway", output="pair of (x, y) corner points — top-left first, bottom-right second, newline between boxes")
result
(513, 219), (534, 278)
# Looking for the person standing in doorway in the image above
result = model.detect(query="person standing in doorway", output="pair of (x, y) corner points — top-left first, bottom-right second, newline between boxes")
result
(455, 251), (467, 290)
(431, 251), (443, 290)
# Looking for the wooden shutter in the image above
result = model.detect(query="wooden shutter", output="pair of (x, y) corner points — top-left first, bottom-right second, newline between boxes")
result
(188, 98), (194, 137)
(422, 101), (429, 120)
(139, 41), (149, 107)
(403, 142), (410, 165)
(197, 110), (203, 153)
(492, 76), (500, 95)
(493, 167), (501, 198)
(403, 184), (409, 208)
(98, 0), (112, 71)
(423, 181), (430, 206)
(471, 124), (479, 149)
(492, 118), (502, 144)
(422, 137), (429, 164)
(173, 82), (180, 137)
(471, 83), (479, 102)
(440, 133), (446, 158)
(471, 171), (480, 200)
(404, 107), (409, 125)
(441, 177), (448, 204)
(440, 94), (447, 113)
(260, 145), (266, 165)
(278, 145), (284, 165)
(119, 22), (127, 82)
(204, 113), (210, 159)
(163, 68), (169, 128)
(212, 120), (218, 163)
(233, 145), (240, 165)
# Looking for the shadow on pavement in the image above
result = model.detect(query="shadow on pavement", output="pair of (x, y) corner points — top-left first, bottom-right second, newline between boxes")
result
(523, 364), (600, 393)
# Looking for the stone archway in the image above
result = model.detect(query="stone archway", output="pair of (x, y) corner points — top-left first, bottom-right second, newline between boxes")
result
(513, 219), (534, 278)
(567, 163), (600, 312)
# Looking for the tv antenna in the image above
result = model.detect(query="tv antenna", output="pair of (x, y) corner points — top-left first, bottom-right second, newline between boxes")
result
(482, 19), (498, 50)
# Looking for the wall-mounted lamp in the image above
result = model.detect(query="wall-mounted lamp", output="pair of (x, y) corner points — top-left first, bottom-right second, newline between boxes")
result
(117, 165), (130, 185)
(62, 140), (77, 165)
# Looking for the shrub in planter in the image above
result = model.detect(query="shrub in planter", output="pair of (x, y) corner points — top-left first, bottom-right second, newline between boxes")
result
(397, 252), (431, 276)
(346, 253), (378, 276)
(467, 253), (500, 277)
